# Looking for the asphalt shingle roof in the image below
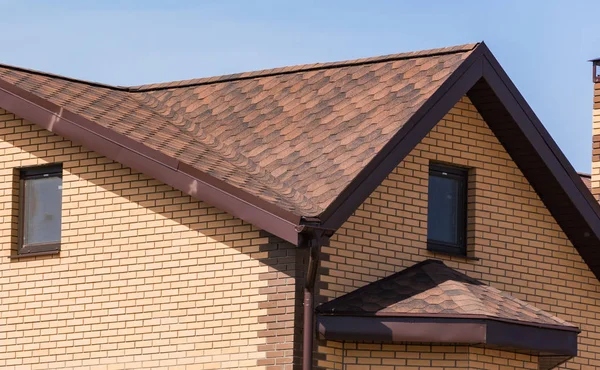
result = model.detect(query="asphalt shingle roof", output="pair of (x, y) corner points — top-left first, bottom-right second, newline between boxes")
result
(317, 259), (576, 330)
(0, 43), (477, 216)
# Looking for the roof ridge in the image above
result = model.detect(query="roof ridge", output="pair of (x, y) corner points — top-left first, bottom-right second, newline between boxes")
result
(130, 43), (479, 92)
(0, 63), (130, 91)
(316, 259), (442, 313)
(0, 43), (478, 93)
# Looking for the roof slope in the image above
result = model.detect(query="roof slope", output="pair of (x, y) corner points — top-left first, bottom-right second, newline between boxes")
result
(316, 260), (578, 369)
(0, 44), (476, 217)
(317, 259), (576, 330)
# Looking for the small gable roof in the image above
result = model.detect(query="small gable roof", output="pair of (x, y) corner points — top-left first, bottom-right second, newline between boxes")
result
(317, 260), (578, 370)
(317, 259), (576, 329)
(1, 42), (600, 282)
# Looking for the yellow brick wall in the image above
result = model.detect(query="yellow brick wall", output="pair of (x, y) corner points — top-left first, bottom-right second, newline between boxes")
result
(317, 343), (471, 369)
(317, 96), (600, 369)
(0, 109), (300, 369)
(468, 348), (537, 370)
(317, 343), (537, 370)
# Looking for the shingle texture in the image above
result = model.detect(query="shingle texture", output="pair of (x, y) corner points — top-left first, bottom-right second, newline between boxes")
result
(0, 44), (477, 216)
(316, 259), (576, 330)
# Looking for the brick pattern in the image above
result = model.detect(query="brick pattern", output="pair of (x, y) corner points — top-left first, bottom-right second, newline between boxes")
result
(592, 82), (600, 198)
(0, 110), (299, 369)
(317, 96), (600, 369)
(468, 348), (537, 370)
(317, 343), (537, 370)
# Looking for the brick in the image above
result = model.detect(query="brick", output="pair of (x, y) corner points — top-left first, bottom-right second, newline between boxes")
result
(0, 115), (300, 369)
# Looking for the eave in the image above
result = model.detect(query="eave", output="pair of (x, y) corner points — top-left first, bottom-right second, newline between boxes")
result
(0, 77), (303, 244)
(317, 315), (577, 370)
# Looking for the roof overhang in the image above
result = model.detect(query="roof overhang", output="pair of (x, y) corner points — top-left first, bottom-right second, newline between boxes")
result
(317, 315), (578, 369)
(0, 77), (303, 244)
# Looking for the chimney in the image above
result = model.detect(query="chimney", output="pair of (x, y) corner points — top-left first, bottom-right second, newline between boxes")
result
(592, 59), (600, 198)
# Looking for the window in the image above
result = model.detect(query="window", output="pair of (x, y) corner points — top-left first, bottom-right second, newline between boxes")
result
(18, 165), (62, 255)
(427, 163), (467, 255)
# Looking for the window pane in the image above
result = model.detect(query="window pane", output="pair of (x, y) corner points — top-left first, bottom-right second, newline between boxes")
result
(427, 174), (460, 245)
(23, 176), (62, 245)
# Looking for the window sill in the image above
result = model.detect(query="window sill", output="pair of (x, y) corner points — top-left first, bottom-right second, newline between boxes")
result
(8, 250), (60, 259)
(427, 243), (479, 261)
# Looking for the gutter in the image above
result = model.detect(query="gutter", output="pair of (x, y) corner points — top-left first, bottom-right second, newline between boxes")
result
(0, 77), (302, 244)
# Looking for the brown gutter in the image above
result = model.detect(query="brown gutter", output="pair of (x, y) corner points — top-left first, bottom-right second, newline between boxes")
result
(0, 77), (302, 245)
(317, 315), (578, 357)
(317, 311), (580, 332)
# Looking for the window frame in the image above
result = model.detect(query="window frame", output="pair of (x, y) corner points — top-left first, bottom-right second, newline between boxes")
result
(426, 162), (468, 256)
(18, 164), (63, 255)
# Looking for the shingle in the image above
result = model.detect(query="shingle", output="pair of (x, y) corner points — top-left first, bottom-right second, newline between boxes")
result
(316, 259), (576, 329)
(0, 43), (478, 217)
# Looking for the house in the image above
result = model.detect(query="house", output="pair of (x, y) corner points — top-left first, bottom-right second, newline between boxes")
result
(0, 41), (599, 369)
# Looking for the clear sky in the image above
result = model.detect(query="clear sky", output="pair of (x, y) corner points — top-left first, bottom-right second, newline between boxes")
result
(1, 1), (597, 172)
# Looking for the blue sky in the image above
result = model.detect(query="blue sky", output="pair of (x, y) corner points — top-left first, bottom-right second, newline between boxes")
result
(1, 1), (597, 172)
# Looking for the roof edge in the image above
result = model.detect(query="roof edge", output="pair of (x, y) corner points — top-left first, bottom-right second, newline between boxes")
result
(317, 315), (578, 357)
(0, 43), (479, 93)
(0, 76), (302, 245)
(129, 43), (480, 92)
(316, 312), (580, 333)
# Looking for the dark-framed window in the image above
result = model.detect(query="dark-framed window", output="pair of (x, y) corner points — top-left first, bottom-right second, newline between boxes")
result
(18, 164), (63, 255)
(427, 163), (467, 256)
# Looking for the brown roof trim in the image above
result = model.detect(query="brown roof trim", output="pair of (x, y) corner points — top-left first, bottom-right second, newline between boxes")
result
(319, 43), (486, 229)
(0, 76), (302, 244)
(318, 312), (580, 333)
(317, 315), (578, 357)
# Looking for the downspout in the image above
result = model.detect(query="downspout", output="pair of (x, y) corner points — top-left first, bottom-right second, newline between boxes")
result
(298, 220), (333, 370)
(303, 240), (320, 370)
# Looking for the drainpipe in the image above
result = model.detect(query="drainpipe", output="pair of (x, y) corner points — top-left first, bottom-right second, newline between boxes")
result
(303, 240), (320, 370)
